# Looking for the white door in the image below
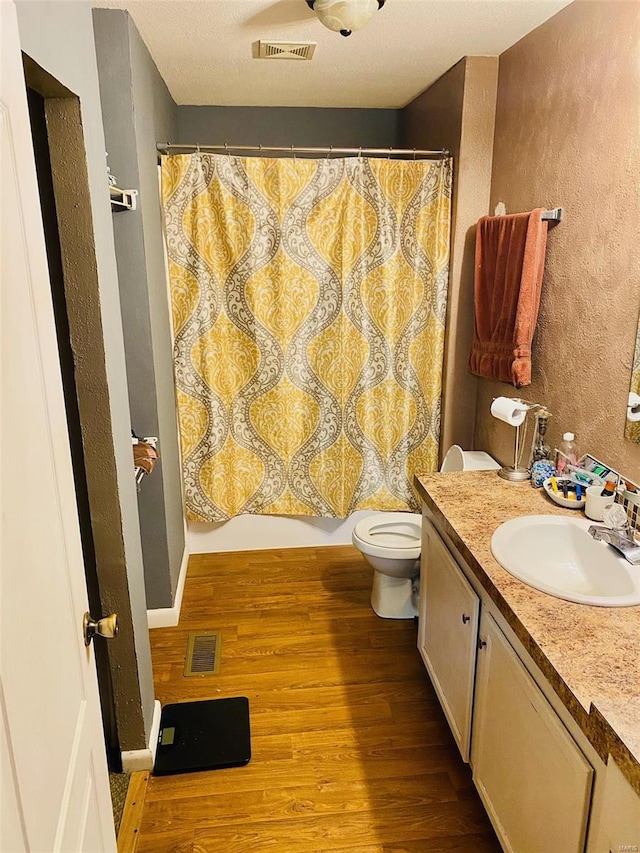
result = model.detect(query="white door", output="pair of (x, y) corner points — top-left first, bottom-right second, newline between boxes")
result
(1, 3), (116, 851)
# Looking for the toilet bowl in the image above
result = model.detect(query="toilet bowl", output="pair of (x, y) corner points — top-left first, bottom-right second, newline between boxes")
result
(352, 445), (500, 619)
(353, 512), (422, 619)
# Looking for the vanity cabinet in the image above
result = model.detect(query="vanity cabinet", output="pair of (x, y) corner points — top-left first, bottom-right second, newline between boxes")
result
(472, 611), (593, 853)
(419, 516), (597, 853)
(418, 522), (479, 761)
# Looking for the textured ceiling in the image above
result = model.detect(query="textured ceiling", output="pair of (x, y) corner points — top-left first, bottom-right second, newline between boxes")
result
(92, 0), (571, 108)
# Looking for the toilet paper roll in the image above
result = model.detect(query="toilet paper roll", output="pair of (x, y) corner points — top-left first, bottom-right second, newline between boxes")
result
(627, 392), (640, 422)
(627, 407), (640, 423)
(490, 396), (527, 427)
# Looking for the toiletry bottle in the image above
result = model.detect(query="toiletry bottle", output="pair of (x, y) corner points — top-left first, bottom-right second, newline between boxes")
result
(601, 476), (617, 497)
(531, 411), (552, 462)
(556, 432), (578, 474)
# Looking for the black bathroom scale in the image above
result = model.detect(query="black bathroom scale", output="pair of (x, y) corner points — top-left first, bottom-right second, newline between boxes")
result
(153, 697), (251, 776)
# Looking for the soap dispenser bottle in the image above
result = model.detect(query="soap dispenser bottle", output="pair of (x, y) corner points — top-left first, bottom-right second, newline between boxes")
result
(556, 432), (578, 474)
(531, 410), (552, 463)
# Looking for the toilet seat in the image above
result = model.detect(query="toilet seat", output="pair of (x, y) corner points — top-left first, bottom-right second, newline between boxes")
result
(353, 512), (422, 560)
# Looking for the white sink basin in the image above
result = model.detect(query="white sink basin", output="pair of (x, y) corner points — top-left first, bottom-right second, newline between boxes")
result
(491, 514), (640, 607)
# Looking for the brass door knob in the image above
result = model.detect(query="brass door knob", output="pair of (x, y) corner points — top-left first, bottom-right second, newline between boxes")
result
(83, 612), (118, 646)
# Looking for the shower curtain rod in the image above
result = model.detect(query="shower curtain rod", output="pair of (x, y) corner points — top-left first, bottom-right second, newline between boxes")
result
(156, 142), (450, 159)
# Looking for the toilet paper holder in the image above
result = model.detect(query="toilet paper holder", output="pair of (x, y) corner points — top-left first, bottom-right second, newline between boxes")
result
(491, 397), (545, 482)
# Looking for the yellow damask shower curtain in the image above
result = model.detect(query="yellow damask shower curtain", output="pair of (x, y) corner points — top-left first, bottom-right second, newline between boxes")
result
(162, 152), (451, 522)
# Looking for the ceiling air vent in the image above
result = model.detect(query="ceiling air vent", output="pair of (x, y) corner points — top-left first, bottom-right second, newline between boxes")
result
(258, 40), (316, 60)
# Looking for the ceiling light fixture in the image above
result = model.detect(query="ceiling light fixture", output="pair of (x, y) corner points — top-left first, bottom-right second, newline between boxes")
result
(305, 0), (386, 37)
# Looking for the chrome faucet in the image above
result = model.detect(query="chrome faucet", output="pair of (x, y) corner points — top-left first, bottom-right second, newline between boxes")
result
(588, 525), (640, 565)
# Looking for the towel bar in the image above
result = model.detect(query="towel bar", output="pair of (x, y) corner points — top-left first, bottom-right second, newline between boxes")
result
(541, 207), (563, 222)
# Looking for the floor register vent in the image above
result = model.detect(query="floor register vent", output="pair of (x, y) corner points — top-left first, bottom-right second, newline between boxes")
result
(184, 631), (221, 677)
(258, 40), (316, 60)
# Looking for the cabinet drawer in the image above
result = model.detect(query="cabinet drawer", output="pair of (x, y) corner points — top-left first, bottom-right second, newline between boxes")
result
(418, 522), (480, 761)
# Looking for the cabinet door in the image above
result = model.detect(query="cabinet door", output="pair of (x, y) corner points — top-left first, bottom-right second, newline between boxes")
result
(472, 613), (593, 853)
(591, 758), (640, 853)
(418, 523), (480, 761)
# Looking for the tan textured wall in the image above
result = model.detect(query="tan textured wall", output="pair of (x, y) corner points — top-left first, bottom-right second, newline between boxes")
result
(474, 0), (640, 477)
(402, 57), (499, 461)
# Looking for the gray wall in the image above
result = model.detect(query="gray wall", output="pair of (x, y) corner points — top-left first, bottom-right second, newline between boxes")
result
(94, 9), (184, 609)
(15, 0), (155, 744)
(177, 105), (401, 148)
(128, 16), (185, 597)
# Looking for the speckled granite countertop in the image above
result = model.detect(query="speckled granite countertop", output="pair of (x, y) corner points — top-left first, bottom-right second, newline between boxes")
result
(414, 470), (640, 795)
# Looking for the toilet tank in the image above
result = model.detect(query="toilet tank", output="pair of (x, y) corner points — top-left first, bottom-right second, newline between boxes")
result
(440, 444), (501, 473)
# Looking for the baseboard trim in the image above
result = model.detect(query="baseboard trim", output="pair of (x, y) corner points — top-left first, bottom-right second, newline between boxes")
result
(146, 546), (189, 629)
(121, 700), (162, 772)
(148, 698), (162, 764)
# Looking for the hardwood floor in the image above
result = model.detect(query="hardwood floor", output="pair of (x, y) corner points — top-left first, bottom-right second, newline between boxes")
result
(141, 545), (501, 852)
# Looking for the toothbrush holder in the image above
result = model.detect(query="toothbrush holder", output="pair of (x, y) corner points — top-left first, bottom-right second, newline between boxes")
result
(584, 486), (617, 522)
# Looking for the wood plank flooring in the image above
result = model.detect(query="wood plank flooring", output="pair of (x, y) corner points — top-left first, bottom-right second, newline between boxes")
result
(141, 545), (501, 852)
(117, 771), (150, 853)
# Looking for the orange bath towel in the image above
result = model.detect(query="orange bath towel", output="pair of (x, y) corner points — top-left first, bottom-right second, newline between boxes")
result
(469, 208), (548, 387)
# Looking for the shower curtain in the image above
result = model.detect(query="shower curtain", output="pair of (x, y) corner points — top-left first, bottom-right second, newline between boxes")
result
(162, 152), (451, 522)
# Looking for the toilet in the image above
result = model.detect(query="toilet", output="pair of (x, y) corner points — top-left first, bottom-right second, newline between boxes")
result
(352, 445), (500, 619)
